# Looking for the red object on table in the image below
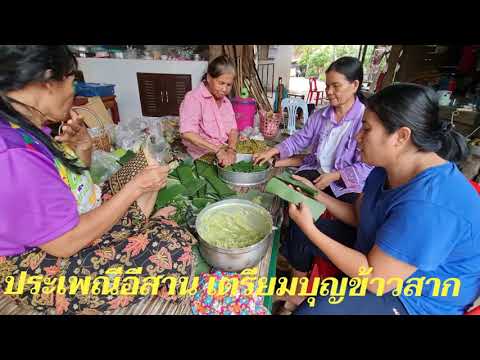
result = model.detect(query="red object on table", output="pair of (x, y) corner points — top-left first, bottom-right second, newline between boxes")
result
(73, 95), (120, 124)
(307, 77), (326, 107)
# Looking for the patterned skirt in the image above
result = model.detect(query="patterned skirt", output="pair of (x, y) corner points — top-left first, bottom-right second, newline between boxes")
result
(0, 154), (197, 315)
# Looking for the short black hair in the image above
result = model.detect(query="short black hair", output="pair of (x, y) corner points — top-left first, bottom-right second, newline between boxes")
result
(326, 56), (364, 102)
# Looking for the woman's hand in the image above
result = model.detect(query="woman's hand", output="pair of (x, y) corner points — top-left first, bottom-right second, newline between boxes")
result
(217, 147), (236, 167)
(55, 109), (92, 152)
(151, 206), (177, 219)
(291, 175), (329, 203)
(253, 147), (278, 165)
(224, 148), (237, 166)
(313, 172), (341, 190)
(291, 174), (317, 191)
(288, 202), (315, 232)
(129, 165), (169, 196)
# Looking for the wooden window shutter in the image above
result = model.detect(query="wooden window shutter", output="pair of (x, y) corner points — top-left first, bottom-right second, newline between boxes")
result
(137, 72), (166, 117)
(137, 73), (192, 117)
(166, 74), (192, 115)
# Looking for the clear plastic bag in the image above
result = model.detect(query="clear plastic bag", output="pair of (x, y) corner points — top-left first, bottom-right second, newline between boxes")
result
(145, 134), (170, 165)
(113, 116), (166, 152)
(240, 126), (264, 141)
(111, 117), (168, 162)
(89, 150), (122, 184)
(113, 121), (146, 151)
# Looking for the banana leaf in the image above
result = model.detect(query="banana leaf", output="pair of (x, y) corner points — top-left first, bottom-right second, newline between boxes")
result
(192, 198), (214, 210)
(195, 160), (236, 198)
(155, 183), (187, 208)
(169, 168), (179, 180)
(184, 179), (207, 197)
(177, 163), (196, 185)
(117, 150), (136, 166)
(172, 162), (207, 197)
(112, 148), (127, 159)
(194, 159), (213, 177)
(265, 178), (326, 221)
(197, 181), (207, 197)
(275, 172), (318, 197)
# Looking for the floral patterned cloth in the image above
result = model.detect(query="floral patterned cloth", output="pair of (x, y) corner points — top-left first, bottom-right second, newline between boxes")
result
(191, 270), (269, 315)
(0, 184), (197, 315)
(0, 123), (197, 314)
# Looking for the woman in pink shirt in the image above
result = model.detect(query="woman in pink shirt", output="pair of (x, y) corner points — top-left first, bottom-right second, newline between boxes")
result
(180, 55), (239, 166)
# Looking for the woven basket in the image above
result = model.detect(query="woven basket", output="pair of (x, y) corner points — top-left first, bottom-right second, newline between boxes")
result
(71, 106), (112, 152)
(259, 110), (282, 139)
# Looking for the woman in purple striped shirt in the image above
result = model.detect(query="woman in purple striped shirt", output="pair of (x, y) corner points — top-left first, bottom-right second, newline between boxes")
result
(254, 57), (374, 314)
(254, 57), (373, 204)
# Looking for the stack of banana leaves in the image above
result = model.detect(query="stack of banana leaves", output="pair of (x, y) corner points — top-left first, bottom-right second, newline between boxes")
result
(155, 158), (237, 226)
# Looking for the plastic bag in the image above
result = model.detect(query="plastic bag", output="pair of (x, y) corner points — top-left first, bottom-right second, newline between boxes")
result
(113, 116), (168, 152)
(145, 134), (170, 164)
(89, 150), (122, 184)
(240, 126), (264, 141)
(113, 125), (144, 151)
(113, 117), (148, 151)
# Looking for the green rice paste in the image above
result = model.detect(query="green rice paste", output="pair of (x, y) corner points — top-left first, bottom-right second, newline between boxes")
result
(198, 208), (269, 249)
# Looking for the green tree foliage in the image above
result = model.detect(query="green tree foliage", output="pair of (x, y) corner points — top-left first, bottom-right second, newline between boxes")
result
(295, 45), (374, 80)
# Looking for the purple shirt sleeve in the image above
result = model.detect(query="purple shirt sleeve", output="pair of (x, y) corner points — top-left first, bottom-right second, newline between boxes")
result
(0, 147), (79, 256)
(337, 143), (374, 190)
(275, 112), (321, 159)
(335, 116), (374, 191)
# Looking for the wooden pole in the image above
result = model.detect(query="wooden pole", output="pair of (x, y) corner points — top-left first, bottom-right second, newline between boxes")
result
(211, 44), (272, 111)
(208, 45), (223, 61)
(361, 45), (368, 64)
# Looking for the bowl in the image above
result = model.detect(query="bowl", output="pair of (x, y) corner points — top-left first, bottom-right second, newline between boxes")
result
(217, 160), (273, 186)
(236, 153), (253, 162)
(195, 199), (273, 271)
